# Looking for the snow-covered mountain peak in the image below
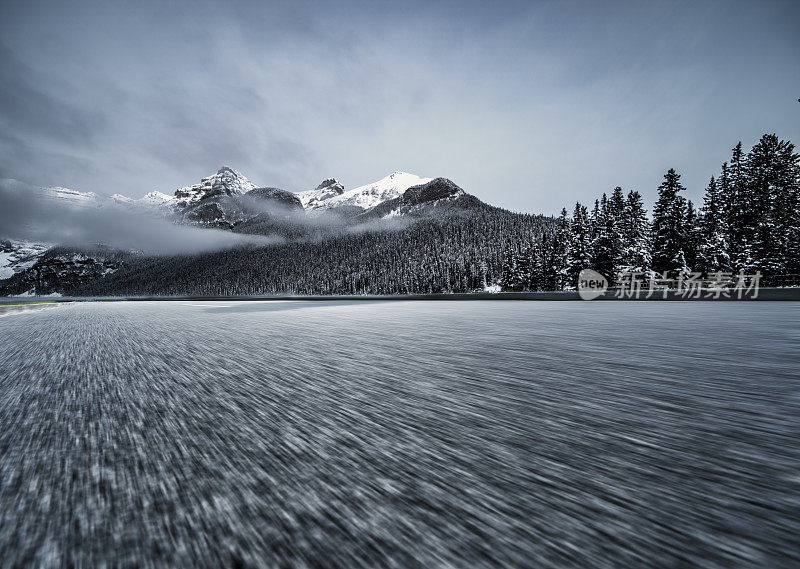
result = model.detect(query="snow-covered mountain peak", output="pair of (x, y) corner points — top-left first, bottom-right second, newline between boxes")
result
(315, 178), (343, 191)
(327, 171), (433, 211)
(297, 178), (346, 208)
(206, 166), (255, 193)
(138, 191), (174, 206)
(41, 186), (102, 208)
(110, 193), (134, 204)
(300, 171), (432, 211)
(173, 166), (256, 206)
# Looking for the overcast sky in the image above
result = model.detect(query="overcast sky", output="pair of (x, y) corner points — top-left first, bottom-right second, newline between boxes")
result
(1, 0), (798, 215)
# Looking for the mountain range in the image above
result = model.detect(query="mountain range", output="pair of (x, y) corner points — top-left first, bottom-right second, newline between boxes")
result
(5, 133), (794, 297)
(1, 167), (544, 296)
(16, 167), (456, 224)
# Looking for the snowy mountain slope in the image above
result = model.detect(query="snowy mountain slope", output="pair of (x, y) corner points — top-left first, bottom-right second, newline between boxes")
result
(138, 191), (175, 206)
(177, 187), (304, 228)
(1, 167), (300, 235)
(1, 168), (514, 296)
(0, 246), (128, 296)
(32, 167), (254, 214)
(2, 168), (464, 255)
(41, 186), (103, 208)
(297, 178), (345, 208)
(13, 168), (440, 226)
(299, 172), (433, 212)
(10, 167), (446, 222)
(12, 182), (172, 214)
(0, 240), (50, 279)
(111, 191), (175, 211)
(245, 187), (303, 211)
(109, 193), (135, 205)
(171, 173), (303, 227)
(360, 178), (468, 219)
(173, 166), (256, 208)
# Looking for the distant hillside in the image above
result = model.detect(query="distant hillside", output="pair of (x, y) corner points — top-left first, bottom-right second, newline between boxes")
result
(73, 196), (552, 296)
(0, 173), (554, 296)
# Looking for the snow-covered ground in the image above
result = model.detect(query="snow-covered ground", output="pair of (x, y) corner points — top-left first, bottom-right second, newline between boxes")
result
(0, 301), (797, 567)
(0, 252), (14, 280)
(10, 289), (62, 297)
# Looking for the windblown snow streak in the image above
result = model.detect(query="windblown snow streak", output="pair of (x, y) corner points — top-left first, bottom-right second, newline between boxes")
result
(0, 302), (798, 567)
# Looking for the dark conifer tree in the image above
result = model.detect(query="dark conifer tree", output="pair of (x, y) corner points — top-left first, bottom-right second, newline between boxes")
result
(530, 237), (548, 290)
(607, 187), (626, 273)
(591, 194), (620, 281)
(590, 199), (601, 243)
(697, 176), (730, 272)
(500, 249), (525, 291)
(551, 208), (571, 290)
(566, 202), (592, 289)
(517, 245), (536, 290)
(684, 200), (701, 271)
(522, 242), (542, 290)
(498, 250), (516, 291)
(620, 190), (651, 272)
(743, 134), (800, 275)
(651, 169), (689, 275)
(608, 187), (626, 221)
(536, 233), (566, 291)
(727, 142), (749, 263)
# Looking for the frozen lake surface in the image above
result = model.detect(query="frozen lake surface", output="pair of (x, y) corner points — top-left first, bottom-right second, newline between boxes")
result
(1, 301), (799, 567)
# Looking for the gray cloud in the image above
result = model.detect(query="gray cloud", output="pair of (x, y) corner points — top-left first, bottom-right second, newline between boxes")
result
(0, 45), (101, 147)
(0, 0), (798, 215)
(0, 180), (281, 254)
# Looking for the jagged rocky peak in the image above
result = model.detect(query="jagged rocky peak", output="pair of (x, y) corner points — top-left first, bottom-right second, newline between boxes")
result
(297, 178), (347, 208)
(315, 178), (345, 194)
(246, 187), (303, 211)
(174, 166), (256, 204)
(402, 178), (464, 205)
(203, 166), (256, 197)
